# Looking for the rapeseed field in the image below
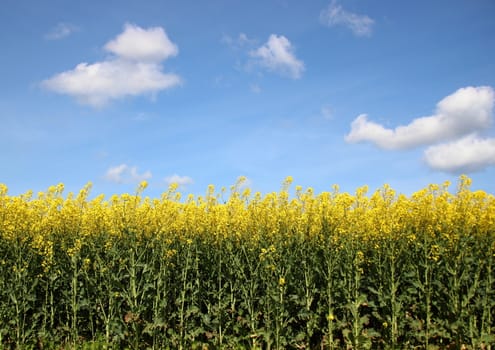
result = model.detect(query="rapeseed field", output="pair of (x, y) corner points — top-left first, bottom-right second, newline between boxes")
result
(0, 176), (493, 349)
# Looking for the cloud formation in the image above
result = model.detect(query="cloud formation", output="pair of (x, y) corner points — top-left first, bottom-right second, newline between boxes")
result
(346, 86), (494, 150)
(250, 34), (304, 79)
(320, 0), (374, 37)
(345, 86), (495, 174)
(424, 134), (495, 173)
(45, 22), (79, 40)
(104, 164), (152, 184)
(104, 24), (178, 62)
(164, 174), (194, 188)
(42, 23), (181, 107)
(222, 33), (257, 50)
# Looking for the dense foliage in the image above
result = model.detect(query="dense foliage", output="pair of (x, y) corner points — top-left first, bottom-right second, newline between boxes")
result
(0, 176), (494, 349)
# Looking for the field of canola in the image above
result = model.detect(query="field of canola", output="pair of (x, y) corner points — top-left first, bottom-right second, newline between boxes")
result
(0, 176), (494, 349)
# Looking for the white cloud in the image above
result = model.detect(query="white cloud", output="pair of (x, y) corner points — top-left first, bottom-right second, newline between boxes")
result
(164, 174), (194, 187)
(250, 34), (305, 79)
(43, 60), (180, 107)
(104, 164), (152, 184)
(42, 23), (181, 107)
(345, 86), (495, 150)
(45, 22), (79, 40)
(222, 33), (257, 49)
(424, 134), (495, 173)
(320, 0), (374, 37)
(104, 164), (127, 183)
(104, 23), (178, 62)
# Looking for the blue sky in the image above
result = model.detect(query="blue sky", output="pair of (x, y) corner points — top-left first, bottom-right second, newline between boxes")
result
(1, 0), (495, 198)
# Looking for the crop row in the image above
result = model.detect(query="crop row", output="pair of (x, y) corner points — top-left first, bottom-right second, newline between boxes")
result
(0, 176), (494, 349)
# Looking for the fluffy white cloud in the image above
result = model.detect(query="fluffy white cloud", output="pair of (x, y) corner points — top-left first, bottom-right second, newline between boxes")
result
(104, 164), (152, 184)
(164, 174), (194, 187)
(42, 23), (181, 107)
(45, 22), (79, 40)
(424, 134), (495, 173)
(345, 86), (495, 150)
(320, 0), (374, 37)
(43, 60), (181, 107)
(250, 34), (304, 79)
(104, 23), (178, 62)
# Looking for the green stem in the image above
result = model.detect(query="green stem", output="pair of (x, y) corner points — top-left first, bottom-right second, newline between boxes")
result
(482, 253), (493, 350)
(390, 255), (398, 347)
(304, 268), (313, 348)
(129, 247), (140, 350)
(218, 245), (223, 347)
(352, 253), (362, 350)
(326, 256), (335, 350)
(71, 256), (79, 345)
(425, 252), (431, 349)
(179, 244), (191, 350)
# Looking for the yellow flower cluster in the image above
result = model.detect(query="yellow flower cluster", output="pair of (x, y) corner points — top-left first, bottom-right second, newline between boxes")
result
(0, 176), (494, 272)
